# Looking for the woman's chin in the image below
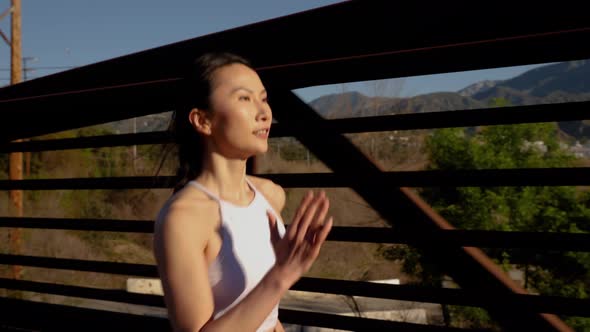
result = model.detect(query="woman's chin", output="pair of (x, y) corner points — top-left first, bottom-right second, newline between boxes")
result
(253, 143), (268, 154)
(239, 147), (268, 160)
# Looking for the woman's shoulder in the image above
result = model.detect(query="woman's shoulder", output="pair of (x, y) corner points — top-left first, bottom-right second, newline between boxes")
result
(155, 186), (220, 236)
(247, 175), (285, 212)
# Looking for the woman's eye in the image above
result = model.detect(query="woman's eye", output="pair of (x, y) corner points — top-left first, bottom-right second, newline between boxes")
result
(262, 96), (268, 103)
(239, 95), (251, 101)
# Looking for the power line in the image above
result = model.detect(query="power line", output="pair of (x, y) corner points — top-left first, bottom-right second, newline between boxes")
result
(0, 65), (78, 71)
(1, 76), (38, 80)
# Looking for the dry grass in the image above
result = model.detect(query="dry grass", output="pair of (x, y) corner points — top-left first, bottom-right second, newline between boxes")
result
(0, 186), (170, 306)
(279, 187), (414, 283)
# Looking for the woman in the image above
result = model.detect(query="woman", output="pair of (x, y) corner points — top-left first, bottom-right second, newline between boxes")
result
(153, 52), (333, 332)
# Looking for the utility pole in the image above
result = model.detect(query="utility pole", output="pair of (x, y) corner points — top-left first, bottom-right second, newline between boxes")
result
(9, 0), (23, 281)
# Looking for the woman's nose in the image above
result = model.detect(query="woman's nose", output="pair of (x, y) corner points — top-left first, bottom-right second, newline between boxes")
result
(256, 101), (271, 122)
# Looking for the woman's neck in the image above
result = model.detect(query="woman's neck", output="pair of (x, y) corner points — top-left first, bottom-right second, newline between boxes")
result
(197, 151), (251, 203)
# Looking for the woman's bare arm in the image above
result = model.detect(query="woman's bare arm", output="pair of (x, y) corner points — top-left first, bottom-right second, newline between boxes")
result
(274, 320), (286, 332)
(154, 200), (217, 331)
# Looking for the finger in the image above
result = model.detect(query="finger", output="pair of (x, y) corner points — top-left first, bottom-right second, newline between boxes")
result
(286, 191), (314, 240)
(297, 192), (324, 244)
(310, 217), (333, 256)
(267, 210), (281, 246)
(296, 192), (326, 245)
(308, 193), (330, 236)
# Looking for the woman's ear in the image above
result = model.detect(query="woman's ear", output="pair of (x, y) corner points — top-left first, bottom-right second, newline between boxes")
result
(188, 108), (212, 135)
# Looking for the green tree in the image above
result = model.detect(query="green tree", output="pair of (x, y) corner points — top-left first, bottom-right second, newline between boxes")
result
(394, 102), (590, 328)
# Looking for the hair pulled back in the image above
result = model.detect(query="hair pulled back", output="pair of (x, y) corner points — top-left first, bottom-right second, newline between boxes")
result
(171, 52), (252, 193)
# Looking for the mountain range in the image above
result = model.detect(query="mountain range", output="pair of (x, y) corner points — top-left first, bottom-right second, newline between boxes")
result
(310, 60), (590, 140)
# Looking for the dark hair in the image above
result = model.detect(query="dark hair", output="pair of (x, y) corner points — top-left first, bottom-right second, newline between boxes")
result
(171, 52), (252, 193)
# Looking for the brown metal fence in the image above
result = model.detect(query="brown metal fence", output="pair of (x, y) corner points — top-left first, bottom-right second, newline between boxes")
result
(1, 1), (589, 331)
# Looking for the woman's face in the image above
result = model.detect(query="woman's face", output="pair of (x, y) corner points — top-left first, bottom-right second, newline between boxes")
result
(205, 63), (272, 159)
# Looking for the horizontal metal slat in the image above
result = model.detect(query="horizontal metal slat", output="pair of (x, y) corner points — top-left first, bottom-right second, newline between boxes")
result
(2, 101), (588, 152)
(0, 296), (169, 331)
(0, 168), (589, 190)
(0, 176), (177, 190)
(0, 254), (157, 277)
(265, 169), (590, 188)
(0, 296), (487, 332)
(291, 277), (590, 317)
(0, 278), (163, 307)
(0, 131), (173, 153)
(278, 308), (488, 331)
(0, 217), (154, 232)
(327, 227), (590, 252)
(313, 100), (590, 134)
(0, 262), (588, 317)
(1, 220), (588, 251)
(261, 29), (590, 91)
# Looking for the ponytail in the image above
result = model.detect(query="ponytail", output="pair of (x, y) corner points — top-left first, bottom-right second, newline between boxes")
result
(170, 52), (252, 193)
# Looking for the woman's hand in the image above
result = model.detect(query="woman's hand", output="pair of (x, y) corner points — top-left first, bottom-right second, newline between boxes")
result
(267, 190), (333, 288)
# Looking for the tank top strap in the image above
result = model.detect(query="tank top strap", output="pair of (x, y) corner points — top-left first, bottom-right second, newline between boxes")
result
(186, 180), (221, 203)
(246, 178), (287, 238)
(186, 179), (259, 206)
(244, 177), (257, 193)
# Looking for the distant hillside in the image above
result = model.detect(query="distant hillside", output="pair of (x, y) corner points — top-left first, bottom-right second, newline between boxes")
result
(94, 112), (172, 136)
(458, 80), (501, 97)
(477, 60), (590, 98)
(309, 60), (590, 141)
(311, 92), (485, 119)
(470, 60), (590, 140)
(311, 91), (375, 118)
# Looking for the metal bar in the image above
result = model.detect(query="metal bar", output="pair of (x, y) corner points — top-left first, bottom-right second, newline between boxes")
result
(0, 217), (154, 232)
(0, 176), (177, 190)
(291, 278), (590, 317)
(260, 28), (590, 90)
(0, 78), (183, 143)
(0, 278), (164, 307)
(0, 131), (172, 152)
(306, 101), (590, 134)
(0, 219), (588, 252)
(1, 271), (588, 317)
(264, 169), (590, 187)
(2, 100), (588, 152)
(1, 168), (589, 190)
(0, 296), (488, 332)
(326, 227), (590, 252)
(0, 254), (158, 277)
(0, 297), (170, 331)
(279, 308), (489, 332)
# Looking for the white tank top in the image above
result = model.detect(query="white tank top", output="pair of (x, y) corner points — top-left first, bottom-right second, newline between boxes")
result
(186, 179), (286, 332)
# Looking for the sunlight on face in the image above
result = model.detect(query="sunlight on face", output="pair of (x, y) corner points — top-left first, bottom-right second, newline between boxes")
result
(206, 64), (272, 159)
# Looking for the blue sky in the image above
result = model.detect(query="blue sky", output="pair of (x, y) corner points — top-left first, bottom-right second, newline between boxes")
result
(0, 1), (551, 101)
